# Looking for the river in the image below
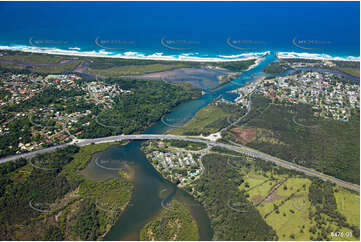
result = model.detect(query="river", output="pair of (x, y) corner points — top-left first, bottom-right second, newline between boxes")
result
(80, 53), (277, 240)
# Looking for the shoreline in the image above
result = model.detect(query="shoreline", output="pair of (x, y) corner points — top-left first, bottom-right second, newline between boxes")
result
(210, 71), (243, 91)
(277, 51), (360, 62)
(245, 55), (266, 71)
(1, 45), (359, 63)
(0, 45), (268, 63)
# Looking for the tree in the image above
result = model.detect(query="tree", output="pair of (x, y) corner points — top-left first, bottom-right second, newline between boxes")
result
(42, 226), (64, 240)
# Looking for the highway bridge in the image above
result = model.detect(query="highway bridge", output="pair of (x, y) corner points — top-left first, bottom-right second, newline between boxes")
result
(0, 134), (359, 192)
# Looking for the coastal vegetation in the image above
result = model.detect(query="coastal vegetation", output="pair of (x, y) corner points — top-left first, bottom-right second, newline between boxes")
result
(332, 60), (360, 78)
(223, 95), (360, 184)
(0, 50), (257, 77)
(0, 51), (84, 74)
(143, 140), (360, 241)
(0, 72), (201, 158)
(165, 140), (207, 151)
(86, 57), (196, 69)
(86, 55), (256, 73)
(0, 60), (83, 74)
(211, 59), (256, 71)
(279, 57), (360, 78)
(0, 52), (72, 64)
(262, 61), (290, 75)
(191, 153), (359, 241)
(1, 49), (359, 242)
(79, 79), (201, 138)
(210, 146), (243, 156)
(87, 63), (190, 77)
(192, 153), (278, 240)
(140, 200), (200, 241)
(0, 142), (133, 240)
(169, 102), (246, 136)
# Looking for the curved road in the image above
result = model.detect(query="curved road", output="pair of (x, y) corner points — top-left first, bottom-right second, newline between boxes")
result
(0, 134), (359, 192)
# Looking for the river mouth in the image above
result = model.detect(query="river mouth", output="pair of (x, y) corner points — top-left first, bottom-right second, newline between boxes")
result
(81, 53), (277, 241)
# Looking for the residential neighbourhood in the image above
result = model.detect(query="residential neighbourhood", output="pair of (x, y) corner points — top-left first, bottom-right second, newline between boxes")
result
(142, 140), (203, 187)
(0, 72), (131, 156)
(232, 71), (360, 121)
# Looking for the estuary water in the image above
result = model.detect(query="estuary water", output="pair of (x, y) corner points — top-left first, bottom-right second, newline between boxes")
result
(79, 53), (277, 241)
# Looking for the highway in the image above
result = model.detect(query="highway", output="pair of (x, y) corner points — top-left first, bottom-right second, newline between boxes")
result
(0, 134), (359, 192)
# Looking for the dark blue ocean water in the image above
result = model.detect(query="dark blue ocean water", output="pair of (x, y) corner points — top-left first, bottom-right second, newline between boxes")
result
(0, 1), (359, 60)
(0, 3), (358, 240)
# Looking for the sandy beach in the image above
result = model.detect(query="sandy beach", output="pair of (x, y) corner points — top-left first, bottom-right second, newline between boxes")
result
(0, 45), (269, 63)
(277, 51), (360, 62)
(245, 55), (267, 71)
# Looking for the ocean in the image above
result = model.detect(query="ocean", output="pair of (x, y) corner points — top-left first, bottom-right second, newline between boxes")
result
(0, 1), (359, 61)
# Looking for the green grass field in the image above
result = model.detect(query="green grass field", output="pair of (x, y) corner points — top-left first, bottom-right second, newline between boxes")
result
(169, 103), (244, 136)
(261, 178), (312, 241)
(169, 105), (227, 135)
(334, 188), (360, 227)
(241, 170), (360, 241)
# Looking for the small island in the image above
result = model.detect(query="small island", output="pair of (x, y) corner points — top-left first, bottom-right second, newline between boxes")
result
(140, 200), (200, 241)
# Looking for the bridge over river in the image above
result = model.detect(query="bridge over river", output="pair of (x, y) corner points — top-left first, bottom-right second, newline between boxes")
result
(0, 134), (359, 192)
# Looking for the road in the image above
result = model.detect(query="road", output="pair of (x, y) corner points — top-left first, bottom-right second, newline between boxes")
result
(221, 90), (254, 133)
(0, 134), (359, 192)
